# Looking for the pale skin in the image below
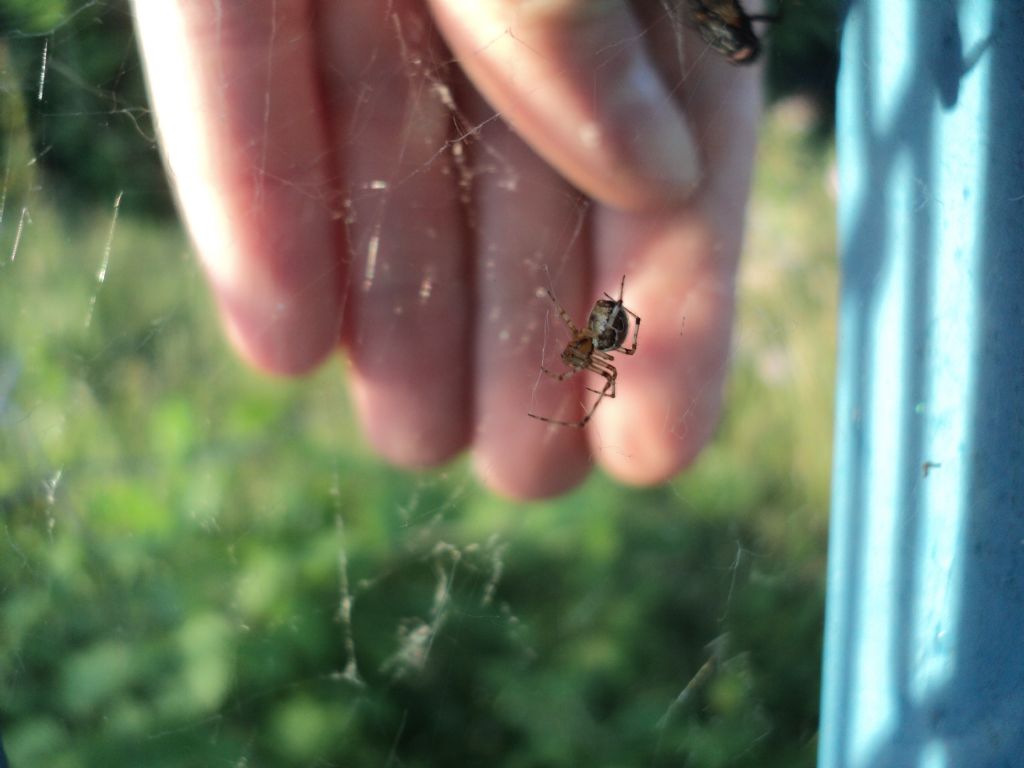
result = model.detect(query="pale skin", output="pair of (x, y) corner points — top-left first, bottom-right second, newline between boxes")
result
(132, 0), (761, 500)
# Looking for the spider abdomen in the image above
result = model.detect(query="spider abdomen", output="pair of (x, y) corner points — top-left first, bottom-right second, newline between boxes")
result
(589, 299), (629, 351)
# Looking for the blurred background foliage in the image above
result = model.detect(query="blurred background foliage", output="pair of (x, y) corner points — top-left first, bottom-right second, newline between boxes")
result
(1, 0), (838, 766)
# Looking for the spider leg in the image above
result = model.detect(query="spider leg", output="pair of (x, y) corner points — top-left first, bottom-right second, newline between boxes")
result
(528, 411), (586, 428)
(528, 364), (616, 429)
(573, 366), (616, 427)
(545, 289), (581, 335)
(601, 275), (627, 304)
(584, 358), (617, 398)
(540, 365), (578, 382)
(601, 278), (625, 304)
(528, 365), (584, 426)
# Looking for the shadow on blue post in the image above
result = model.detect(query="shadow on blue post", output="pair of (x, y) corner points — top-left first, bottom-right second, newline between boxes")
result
(819, 1), (1024, 766)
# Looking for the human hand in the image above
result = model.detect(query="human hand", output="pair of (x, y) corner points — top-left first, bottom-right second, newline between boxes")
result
(133, 0), (760, 499)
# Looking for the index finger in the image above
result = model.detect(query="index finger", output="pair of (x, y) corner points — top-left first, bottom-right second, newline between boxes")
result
(134, 1), (345, 375)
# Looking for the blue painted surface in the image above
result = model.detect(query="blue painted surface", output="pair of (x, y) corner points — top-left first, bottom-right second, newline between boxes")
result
(819, 1), (1024, 767)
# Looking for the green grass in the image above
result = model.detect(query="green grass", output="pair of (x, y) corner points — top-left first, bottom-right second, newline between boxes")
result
(0, 103), (835, 766)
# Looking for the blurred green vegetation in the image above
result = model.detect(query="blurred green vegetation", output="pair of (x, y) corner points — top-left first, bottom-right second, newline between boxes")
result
(4, 0), (171, 215)
(0, 0), (69, 37)
(765, 0), (841, 133)
(1, 1), (837, 766)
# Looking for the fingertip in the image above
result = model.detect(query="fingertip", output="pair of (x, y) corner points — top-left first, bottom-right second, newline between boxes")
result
(365, 429), (468, 472)
(350, 393), (466, 473)
(591, 386), (723, 486)
(473, 440), (591, 501)
(344, 358), (471, 473)
(219, 289), (342, 376)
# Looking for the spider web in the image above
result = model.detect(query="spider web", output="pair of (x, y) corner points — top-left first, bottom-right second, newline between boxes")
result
(0, 1), (835, 765)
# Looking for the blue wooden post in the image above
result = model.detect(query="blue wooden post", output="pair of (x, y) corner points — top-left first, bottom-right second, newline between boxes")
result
(818, 2), (1024, 766)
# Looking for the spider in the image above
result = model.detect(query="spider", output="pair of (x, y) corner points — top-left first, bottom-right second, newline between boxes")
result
(684, 0), (779, 65)
(528, 276), (640, 428)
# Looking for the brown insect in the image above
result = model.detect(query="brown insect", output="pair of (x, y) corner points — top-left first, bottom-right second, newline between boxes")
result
(686, 0), (778, 64)
(528, 277), (640, 429)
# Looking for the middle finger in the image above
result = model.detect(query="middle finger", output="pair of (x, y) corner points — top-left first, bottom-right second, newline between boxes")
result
(319, 0), (473, 467)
